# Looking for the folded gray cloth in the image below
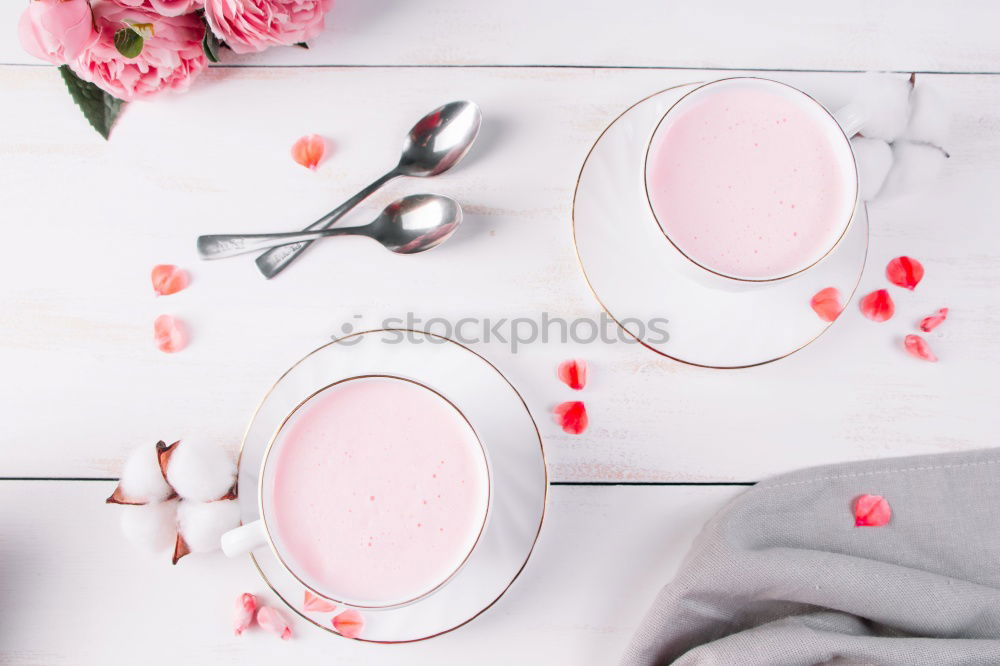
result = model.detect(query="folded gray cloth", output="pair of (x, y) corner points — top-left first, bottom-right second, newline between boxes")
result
(622, 448), (1000, 665)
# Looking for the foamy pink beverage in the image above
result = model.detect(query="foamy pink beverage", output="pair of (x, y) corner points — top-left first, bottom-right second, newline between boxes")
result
(265, 377), (490, 607)
(645, 78), (857, 281)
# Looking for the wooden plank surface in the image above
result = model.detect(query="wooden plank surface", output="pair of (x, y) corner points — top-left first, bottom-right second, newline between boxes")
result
(0, 481), (744, 664)
(2, 0), (999, 72)
(3, 2), (999, 664)
(1, 66), (997, 482)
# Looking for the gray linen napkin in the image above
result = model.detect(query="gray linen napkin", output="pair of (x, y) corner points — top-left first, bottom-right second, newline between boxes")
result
(622, 448), (1000, 665)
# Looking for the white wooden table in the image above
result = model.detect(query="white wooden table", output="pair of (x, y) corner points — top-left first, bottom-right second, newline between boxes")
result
(2, 2), (998, 663)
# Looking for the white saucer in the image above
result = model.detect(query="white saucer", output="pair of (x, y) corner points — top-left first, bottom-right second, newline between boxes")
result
(572, 83), (869, 368)
(237, 329), (547, 642)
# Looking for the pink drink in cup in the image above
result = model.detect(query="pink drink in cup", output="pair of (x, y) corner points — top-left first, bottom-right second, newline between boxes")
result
(644, 78), (858, 281)
(259, 376), (490, 608)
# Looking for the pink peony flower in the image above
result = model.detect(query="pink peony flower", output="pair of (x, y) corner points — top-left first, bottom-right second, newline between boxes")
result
(18, 0), (98, 64)
(70, 1), (206, 102)
(113, 0), (205, 18)
(203, 0), (333, 54)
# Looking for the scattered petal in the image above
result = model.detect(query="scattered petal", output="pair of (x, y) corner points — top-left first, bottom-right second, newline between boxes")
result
(810, 287), (843, 323)
(163, 440), (237, 502)
(291, 134), (326, 170)
(257, 606), (292, 640)
(919, 307), (949, 333)
(332, 609), (364, 639)
(303, 590), (337, 613)
(554, 401), (588, 435)
(854, 494), (892, 527)
(154, 315), (188, 353)
(557, 359), (588, 390)
(107, 440), (175, 505)
(886, 256), (924, 290)
(859, 289), (895, 322)
(151, 264), (189, 296)
(174, 499), (241, 561)
(904, 334), (938, 362)
(234, 593), (258, 636)
(119, 500), (178, 554)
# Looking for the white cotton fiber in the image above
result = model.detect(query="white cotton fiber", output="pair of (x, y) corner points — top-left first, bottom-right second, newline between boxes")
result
(851, 137), (894, 201)
(166, 440), (236, 502)
(119, 442), (173, 503)
(878, 141), (948, 200)
(854, 72), (912, 141)
(120, 500), (177, 554)
(903, 84), (951, 148)
(176, 499), (241, 553)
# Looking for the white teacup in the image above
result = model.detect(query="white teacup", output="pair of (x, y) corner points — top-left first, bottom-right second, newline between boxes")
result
(222, 375), (491, 610)
(643, 77), (864, 283)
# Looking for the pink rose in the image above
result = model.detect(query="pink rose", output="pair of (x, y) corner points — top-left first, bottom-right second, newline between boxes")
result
(18, 0), (98, 64)
(112, 0), (205, 18)
(70, 1), (207, 101)
(203, 0), (333, 54)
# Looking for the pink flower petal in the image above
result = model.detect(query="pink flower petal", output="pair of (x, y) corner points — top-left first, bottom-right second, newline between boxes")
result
(256, 606), (292, 640)
(810, 287), (843, 322)
(919, 307), (949, 333)
(332, 609), (364, 639)
(151, 264), (189, 296)
(233, 593), (258, 636)
(859, 289), (895, 322)
(886, 256), (924, 290)
(291, 134), (326, 170)
(153, 315), (188, 353)
(303, 590), (337, 613)
(854, 494), (892, 527)
(904, 334), (938, 362)
(554, 401), (588, 435)
(557, 359), (588, 390)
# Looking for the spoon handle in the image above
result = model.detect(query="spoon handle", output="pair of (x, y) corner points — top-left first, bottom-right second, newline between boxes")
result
(198, 227), (360, 260)
(254, 169), (399, 278)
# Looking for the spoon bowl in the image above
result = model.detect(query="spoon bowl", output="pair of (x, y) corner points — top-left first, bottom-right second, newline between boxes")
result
(197, 194), (463, 261)
(370, 194), (464, 254)
(397, 101), (483, 177)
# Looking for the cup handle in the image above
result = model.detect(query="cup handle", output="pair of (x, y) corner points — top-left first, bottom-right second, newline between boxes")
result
(221, 519), (267, 557)
(833, 102), (867, 138)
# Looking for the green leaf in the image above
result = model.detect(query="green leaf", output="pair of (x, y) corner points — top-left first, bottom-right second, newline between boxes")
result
(202, 25), (221, 63)
(58, 65), (125, 140)
(114, 26), (144, 59)
(294, 42), (309, 49)
(198, 11), (224, 62)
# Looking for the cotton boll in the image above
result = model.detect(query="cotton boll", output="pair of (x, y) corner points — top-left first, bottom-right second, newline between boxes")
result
(120, 500), (177, 554)
(176, 499), (241, 554)
(851, 137), (893, 201)
(903, 84), (951, 148)
(117, 442), (173, 503)
(853, 72), (912, 141)
(165, 441), (236, 502)
(878, 141), (948, 200)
